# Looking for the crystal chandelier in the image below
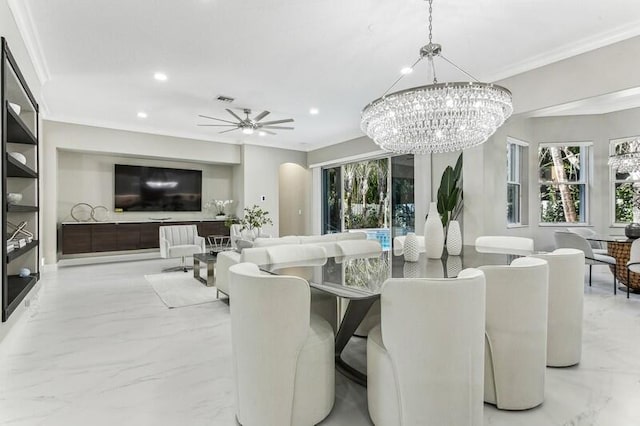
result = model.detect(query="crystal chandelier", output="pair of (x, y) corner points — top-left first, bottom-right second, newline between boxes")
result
(608, 139), (640, 173)
(361, 0), (513, 154)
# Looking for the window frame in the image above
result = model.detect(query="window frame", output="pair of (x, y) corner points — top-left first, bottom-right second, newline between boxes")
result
(610, 136), (640, 227)
(538, 142), (591, 226)
(507, 137), (529, 228)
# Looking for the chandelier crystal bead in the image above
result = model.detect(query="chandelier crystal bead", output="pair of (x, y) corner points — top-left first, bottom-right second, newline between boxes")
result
(360, 0), (513, 154)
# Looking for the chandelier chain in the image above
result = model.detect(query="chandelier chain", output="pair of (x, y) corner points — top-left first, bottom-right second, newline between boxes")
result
(427, 0), (433, 45)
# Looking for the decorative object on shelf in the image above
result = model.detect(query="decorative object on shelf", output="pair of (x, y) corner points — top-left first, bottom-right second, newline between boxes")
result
(360, 0), (512, 154)
(608, 138), (640, 173)
(70, 202), (93, 222)
(198, 109), (294, 136)
(8, 102), (20, 115)
(446, 220), (462, 255)
(205, 199), (233, 218)
(403, 232), (420, 262)
(8, 220), (32, 241)
(91, 205), (109, 222)
(240, 205), (273, 238)
(18, 267), (31, 278)
(424, 202), (444, 259)
(6, 192), (22, 205)
(8, 152), (26, 165)
(437, 153), (463, 238)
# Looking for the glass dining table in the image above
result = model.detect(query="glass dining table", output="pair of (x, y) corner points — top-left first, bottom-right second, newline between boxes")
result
(260, 244), (532, 386)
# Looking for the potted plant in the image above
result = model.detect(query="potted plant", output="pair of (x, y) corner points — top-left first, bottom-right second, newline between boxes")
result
(240, 205), (273, 239)
(436, 154), (463, 254)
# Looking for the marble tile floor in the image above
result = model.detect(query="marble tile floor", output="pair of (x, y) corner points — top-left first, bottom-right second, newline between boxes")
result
(0, 259), (639, 425)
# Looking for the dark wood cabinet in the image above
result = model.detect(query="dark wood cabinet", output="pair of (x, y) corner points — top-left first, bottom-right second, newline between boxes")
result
(60, 220), (229, 255)
(61, 225), (91, 254)
(139, 222), (160, 249)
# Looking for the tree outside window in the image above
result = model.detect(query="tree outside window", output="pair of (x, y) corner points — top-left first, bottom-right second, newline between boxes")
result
(538, 144), (589, 223)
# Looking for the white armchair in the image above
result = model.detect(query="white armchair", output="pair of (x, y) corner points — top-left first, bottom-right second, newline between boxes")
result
(367, 269), (486, 425)
(479, 257), (549, 410)
(159, 225), (205, 272)
(229, 263), (335, 426)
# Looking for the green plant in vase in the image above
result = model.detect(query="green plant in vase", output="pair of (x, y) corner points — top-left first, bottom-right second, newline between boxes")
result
(240, 205), (273, 238)
(437, 153), (463, 236)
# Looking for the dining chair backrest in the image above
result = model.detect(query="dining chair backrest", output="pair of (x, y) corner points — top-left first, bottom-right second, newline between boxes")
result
(475, 236), (534, 254)
(379, 268), (486, 424)
(478, 256), (548, 409)
(629, 239), (640, 273)
(566, 227), (602, 249)
(228, 262), (311, 426)
(554, 231), (595, 258)
(531, 249), (584, 367)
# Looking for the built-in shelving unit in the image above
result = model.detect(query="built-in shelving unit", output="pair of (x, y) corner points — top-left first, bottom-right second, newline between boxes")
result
(1, 37), (40, 322)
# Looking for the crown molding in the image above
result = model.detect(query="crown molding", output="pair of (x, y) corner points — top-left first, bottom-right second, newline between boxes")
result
(8, 0), (51, 85)
(489, 20), (640, 83)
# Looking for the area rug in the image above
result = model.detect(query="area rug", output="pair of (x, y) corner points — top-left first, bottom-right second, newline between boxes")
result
(144, 272), (219, 308)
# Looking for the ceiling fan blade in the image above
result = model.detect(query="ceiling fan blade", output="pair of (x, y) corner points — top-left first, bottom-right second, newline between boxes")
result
(219, 128), (240, 134)
(262, 126), (294, 130)
(198, 114), (237, 124)
(226, 109), (244, 122)
(253, 110), (270, 122)
(259, 118), (294, 126)
(197, 124), (238, 127)
(260, 129), (277, 135)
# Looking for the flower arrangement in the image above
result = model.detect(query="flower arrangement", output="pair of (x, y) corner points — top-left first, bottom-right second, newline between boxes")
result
(205, 199), (233, 217)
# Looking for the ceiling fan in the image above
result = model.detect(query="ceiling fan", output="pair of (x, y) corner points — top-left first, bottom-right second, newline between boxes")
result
(198, 108), (294, 135)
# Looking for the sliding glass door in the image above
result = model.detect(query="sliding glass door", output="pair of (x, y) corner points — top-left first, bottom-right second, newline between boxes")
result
(322, 154), (414, 249)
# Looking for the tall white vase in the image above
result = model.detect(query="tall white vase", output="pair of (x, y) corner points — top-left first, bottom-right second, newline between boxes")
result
(424, 202), (444, 259)
(403, 232), (420, 262)
(446, 220), (462, 255)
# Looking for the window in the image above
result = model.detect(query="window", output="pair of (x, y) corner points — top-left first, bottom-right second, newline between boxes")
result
(538, 143), (590, 224)
(611, 137), (640, 225)
(507, 138), (528, 226)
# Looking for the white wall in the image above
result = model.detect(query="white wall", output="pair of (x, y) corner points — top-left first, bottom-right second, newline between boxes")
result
(56, 151), (234, 223)
(240, 144), (307, 237)
(278, 163), (311, 236)
(43, 120), (242, 264)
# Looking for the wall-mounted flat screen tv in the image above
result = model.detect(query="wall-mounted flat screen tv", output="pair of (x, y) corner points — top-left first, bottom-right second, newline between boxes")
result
(114, 164), (202, 212)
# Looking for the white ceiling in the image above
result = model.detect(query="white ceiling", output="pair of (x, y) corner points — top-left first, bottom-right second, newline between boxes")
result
(13, 0), (640, 151)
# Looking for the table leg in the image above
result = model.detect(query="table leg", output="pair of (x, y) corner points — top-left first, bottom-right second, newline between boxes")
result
(193, 257), (200, 281)
(207, 260), (215, 287)
(334, 297), (377, 387)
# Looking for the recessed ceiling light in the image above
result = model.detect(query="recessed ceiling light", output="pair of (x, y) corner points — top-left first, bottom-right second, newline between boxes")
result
(309, 108), (319, 115)
(401, 67), (413, 75)
(137, 112), (148, 118)
(154, 72), (168, 81)
(258, 131), (266, 137)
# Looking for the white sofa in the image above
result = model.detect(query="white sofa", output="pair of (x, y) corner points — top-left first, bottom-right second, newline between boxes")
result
(216, 232), (367, 298)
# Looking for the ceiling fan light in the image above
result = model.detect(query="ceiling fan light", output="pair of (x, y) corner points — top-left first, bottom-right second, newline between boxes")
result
(242, 127), (254, 135)
(258, 131), (266, 136)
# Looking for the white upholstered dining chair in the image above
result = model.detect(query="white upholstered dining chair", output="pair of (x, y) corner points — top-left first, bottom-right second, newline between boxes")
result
(554, 230), (618, 294)
(479, 257), (549, 410)
(228, 263), (334, 426)
(532, 249), (585, 367)
(367, 268), (486, 425)
(159, 225), (205, 272)
(474, 235), (534, 254)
